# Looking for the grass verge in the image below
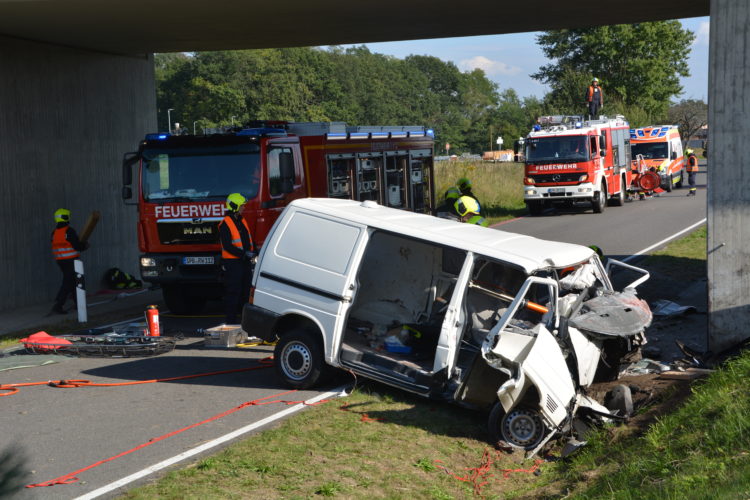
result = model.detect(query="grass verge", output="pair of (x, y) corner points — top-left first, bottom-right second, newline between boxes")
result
(434, 160), (526, 224)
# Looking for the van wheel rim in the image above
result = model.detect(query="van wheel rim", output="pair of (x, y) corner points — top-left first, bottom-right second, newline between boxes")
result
(502, 408), (544, 448)
(281, 342), (312, 380)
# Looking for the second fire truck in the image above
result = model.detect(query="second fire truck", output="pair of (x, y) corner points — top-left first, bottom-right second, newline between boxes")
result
(521, 115), (633, 215)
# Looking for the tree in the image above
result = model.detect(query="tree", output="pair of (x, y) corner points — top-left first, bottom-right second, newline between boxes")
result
(668, 99), (708, 146)
(533, 22), (695, 119)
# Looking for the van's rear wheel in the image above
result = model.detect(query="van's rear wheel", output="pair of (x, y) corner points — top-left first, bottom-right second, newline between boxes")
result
(274, 329), (325, 389)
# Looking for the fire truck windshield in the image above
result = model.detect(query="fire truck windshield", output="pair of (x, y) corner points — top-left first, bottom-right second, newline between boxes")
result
(631, 142), (668, 159)
(141, 146), (261, 202)
(525, 136), (589, 163)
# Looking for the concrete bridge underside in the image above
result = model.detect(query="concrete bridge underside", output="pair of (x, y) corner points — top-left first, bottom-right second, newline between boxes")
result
(0, 0), (746, 352)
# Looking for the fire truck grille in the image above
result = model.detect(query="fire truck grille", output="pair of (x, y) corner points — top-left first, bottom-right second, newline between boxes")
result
(534, 173), (582, 184)
(157, 222), (220, 245)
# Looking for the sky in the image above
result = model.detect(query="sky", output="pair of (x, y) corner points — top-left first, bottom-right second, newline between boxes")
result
(335, 17), (710, 102)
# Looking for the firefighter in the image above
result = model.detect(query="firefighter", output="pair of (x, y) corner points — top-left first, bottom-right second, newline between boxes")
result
(436, 187), (461, 220)
(467, 214), (490, 227)
(454, 196), (482, 223)
(585, 78), (603, 119)
(50, 208), (88, 314)
(219, 193), (255, 324)
(686, 149), (699, 196)
(457, 177), (482, 214)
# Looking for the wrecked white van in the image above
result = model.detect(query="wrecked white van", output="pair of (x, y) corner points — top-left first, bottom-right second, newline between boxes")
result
(242, 198), (652, 452)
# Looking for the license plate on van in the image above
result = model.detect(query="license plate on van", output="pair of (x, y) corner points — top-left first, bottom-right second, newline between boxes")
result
(183, 256), (214, 265)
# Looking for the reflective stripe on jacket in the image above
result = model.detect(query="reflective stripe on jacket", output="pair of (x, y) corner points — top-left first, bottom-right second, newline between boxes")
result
(219, 215), (252, 259)
(687, 155), (699, 172)
(51, 227), (80, 260)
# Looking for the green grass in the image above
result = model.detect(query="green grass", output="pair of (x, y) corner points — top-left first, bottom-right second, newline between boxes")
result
(542, 349), (750, 500)
(435, 160), (526, 224)
(643, 227), (706, 282)
(120, 385), (543, 499)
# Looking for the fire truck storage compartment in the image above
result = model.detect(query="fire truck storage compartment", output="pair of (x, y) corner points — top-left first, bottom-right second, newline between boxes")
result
(357, 152), (382, 202)
(327, 154), (354, 199)
(342, 231), (458, 375)
(385, 151), (409, 208)
(410, 149), (432, 213)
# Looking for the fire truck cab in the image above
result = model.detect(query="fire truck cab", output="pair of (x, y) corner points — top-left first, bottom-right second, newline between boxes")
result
(630, 125), (685, 192)
(522, 115), (632, 215)
(122, 121), (435, 313)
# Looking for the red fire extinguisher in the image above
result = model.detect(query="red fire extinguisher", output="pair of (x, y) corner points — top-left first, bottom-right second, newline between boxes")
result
(145, 305), (160, 337)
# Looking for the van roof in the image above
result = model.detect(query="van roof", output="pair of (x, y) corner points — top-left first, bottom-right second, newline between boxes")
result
(289, 198), (594, 273)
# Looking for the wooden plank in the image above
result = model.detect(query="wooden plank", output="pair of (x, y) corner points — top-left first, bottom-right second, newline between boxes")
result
(79, 210), (100, 244)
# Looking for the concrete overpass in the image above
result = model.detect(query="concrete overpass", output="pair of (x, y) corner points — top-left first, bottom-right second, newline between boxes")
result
(1, 0), (746, 352)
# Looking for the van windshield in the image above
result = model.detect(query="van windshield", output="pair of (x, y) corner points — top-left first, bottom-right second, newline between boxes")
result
(525, 136), (589, 163)
(141, 144), (261, 202)
(631, 142), (668, 159)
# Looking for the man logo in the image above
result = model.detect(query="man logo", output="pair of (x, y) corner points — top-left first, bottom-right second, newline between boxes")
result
(184, 226), (212, 235)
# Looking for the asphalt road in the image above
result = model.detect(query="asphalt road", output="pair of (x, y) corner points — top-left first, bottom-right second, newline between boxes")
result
(0, 167), (707, 499)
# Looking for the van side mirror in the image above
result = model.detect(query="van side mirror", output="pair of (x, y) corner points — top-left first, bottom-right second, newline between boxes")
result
(279, 152), (295, 194)
(122, 152), (139, 204)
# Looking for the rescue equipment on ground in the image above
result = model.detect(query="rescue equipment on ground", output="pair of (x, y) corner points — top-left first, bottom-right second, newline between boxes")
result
(104, 267), (142, 289)
(20, 328), (176, 357)
(146, 305), (160, 336)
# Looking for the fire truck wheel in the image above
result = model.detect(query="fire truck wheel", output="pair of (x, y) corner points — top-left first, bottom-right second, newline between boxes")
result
(274, 329), (326, 389)
(526, 201), (543, 216)
(664, 174), (673, 192)
(608, 182), (625, 207)
(675, 169), (685, 188)
(592, 183), (607, 213)
(162, 285), (206, 315)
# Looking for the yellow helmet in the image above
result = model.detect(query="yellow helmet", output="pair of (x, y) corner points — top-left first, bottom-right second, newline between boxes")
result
(444, 187), (460, 201)
(454, 196), (480, 217)
(686, 149), (694, 155)
(54, 208), (71, 223)
(226, 193), (247, 212)
(457, 177), (472, 193)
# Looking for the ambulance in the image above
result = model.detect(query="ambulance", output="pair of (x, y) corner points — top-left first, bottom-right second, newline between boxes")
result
(629, 125), (685, 191)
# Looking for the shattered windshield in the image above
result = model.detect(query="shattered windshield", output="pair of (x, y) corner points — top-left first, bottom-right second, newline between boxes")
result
(141, 144), (261, 202)
(631, 142), (668, 160)
(525, 136), (589, 163)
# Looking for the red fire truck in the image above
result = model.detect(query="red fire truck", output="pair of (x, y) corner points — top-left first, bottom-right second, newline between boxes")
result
(520, 115), (633, 215)
(122, 121), (435, 313)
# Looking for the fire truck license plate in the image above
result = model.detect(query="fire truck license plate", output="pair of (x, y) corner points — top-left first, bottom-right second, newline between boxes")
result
(183, 257), (214, 265)
(548, 187), (565, 194)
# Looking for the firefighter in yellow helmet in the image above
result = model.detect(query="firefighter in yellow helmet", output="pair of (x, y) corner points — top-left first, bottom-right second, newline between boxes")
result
(218, 193), (255, 323)
(50, 208), (89, 314)
(457, 177), (482, 214)
(454, 196), (486, 225)
(436, 186), (462, 220)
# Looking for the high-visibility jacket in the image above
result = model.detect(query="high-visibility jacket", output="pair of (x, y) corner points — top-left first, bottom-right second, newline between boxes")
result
(586, 85), (603, 105)
(51, 227), (80, 260)
(687, 154), (699, 172)
(219, 215), (252, 260)
(467, 215), (489, 227)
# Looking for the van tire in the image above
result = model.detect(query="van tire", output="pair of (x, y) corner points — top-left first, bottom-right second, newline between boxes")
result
(592, 183), (607, 213)
(664, 173), (673, 192)
(274, 329), (325, 389)
(488, 402), (546, 450)
(487, 401), (507, 448)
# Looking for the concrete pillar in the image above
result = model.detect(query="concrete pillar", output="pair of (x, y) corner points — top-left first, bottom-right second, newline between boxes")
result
(707, 0), (750, 352)
(0, 36), (156, 313)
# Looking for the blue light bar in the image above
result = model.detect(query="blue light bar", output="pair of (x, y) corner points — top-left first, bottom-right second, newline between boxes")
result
(145, 133), (170, 140)
(409, 131), (425, 137)
(370, 132), (389, 138)
(426, 129), (435, 137)
(326, 133), (347, 140)
(390, 132), (407, 138)
(349, 132), (369, 139)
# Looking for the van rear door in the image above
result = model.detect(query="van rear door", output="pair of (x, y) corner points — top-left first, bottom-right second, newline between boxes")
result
(253, 208), (366, 355)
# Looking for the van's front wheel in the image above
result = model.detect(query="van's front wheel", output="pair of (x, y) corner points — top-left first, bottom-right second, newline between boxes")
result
(274, 329), (325, 389)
